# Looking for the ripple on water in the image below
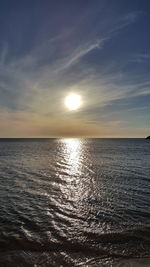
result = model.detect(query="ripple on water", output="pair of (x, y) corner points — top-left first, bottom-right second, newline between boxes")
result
(0, 139), (150, 266)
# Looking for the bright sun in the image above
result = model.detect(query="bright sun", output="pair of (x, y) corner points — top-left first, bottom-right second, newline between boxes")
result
(65, 93), (81, 110)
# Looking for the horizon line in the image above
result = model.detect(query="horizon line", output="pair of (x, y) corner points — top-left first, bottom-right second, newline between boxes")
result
(0, 137), (146, 139)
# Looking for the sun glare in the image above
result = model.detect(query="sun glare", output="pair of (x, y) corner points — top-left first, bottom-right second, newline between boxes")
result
(65, 93), (81, 110)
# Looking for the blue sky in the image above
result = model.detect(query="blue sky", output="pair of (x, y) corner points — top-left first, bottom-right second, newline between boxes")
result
(0, 0), (150, 137)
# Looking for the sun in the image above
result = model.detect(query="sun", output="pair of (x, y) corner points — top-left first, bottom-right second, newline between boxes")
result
(65, 93), (81, 110)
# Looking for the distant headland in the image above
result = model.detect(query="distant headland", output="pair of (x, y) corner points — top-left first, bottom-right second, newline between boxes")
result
(146, 136), (150, 139)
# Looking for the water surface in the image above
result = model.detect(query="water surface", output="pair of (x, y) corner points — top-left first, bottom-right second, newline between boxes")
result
(0, 138), (150, 266)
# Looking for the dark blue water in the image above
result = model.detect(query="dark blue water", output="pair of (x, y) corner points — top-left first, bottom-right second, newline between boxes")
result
(0, 138), (150, 266)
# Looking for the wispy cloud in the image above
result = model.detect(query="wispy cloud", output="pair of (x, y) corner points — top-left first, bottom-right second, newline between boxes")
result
(0, 4), (148, 137)
(131, 53), (150, 63)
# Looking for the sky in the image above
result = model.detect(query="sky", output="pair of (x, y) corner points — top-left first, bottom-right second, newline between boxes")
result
(0, 0), (150, 138)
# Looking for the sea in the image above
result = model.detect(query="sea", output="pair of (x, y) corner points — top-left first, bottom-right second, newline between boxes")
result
(0, 138), (150, 267)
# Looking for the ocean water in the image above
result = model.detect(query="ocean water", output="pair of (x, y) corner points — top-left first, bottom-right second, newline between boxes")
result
(0, 138), (150, 267)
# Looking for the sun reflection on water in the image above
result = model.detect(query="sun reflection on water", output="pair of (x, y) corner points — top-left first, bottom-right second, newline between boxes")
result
(57, 138), (93, 209)
(60, 138), (83, 177)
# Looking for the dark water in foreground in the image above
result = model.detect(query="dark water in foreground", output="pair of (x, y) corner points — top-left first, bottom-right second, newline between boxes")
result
(0, 138), (150, 267)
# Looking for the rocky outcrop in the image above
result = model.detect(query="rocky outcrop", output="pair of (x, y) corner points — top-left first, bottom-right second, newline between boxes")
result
(146, 136), (150, 139)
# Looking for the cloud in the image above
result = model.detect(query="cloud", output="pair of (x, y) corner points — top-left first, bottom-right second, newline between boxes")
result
(0, 11), (141, 107)
(110, 11), (141, 33)
(131, 53), (150, 63)
(0, 6), (148, 137)
(1, 107), (148, 138)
